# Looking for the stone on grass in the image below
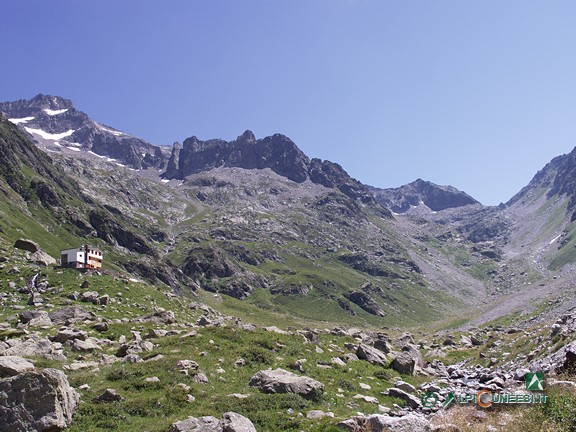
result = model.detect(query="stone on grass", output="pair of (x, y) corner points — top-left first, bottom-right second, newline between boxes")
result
(249, 368), (324, 399)
(221, 411), (256, 432)
(92, 388), (124, 403)
(169, 416), (222, 432)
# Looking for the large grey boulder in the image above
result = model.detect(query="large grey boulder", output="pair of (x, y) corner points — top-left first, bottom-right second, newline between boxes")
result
(386, 387), (422, 409)
(0, 356), (35, 377)
(249, 368), (324, 399)
(0, 335), (64, 360)
(19, 310), (51, 326)
(368, 414), (430, 432)
(221, 412), (257, 432)
(0, 368), (79, 432)
(169, 412), (256, 432)
(169, 416), (222, 432)
(29, 251), (56, 267)
(338, 413), (430, 432)
(14, 239), (40, 253)
(357, 343), (389, 367)
(392, 352), (416, 375)
(48, 306), (95, 324)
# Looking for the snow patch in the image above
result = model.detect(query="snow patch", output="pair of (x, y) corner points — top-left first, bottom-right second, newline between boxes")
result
(549, 234), (562, 245)
(67, 142), (81, 147)
(98, 124), (125, 136)
(69, 147), (81, 152)
(43, 108), (68, 116)
(88, 151), (106, 158)
(8, 116), (34, 124)
(161, 179), (170, 183)
(24, 127), (75, 141)
(115, 163), (126, 167)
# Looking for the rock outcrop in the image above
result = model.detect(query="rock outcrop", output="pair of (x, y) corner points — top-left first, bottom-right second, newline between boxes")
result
(0, 368), (79, 432)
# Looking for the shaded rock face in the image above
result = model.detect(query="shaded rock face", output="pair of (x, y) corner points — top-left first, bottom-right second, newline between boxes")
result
(370, 178), (479, 213)
(89, 209), (154, 255)
(182, 245), (264, 299)
(345, 291), (386, 317)
(173, 131), (310, 183)
(248, 368), (324, 400)
(163, 130), (381, 206)
(0, 368), (79, 432)
(14, 239), (40, 253)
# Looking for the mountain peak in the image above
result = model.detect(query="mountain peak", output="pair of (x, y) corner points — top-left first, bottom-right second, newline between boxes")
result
(29, 94), (73, 110)
(370, 179), (480, 213)
(237, 130), (256, 143)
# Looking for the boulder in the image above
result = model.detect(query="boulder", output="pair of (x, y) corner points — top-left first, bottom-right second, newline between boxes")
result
(92, 322), (109, 332)
(48, 306), (95, 324)
(22, 311), (52, 327)
(392, 352), (416, 375)
(0, 368), (79, 432)
(0, 335), (63, 360)
(52, 328), (88, 343)
(19, 310), (51, 325)
(168, 412), (255, 432)
(368, 414), (430, 432)
(386, 387), (422, 409)
(138, 309), (177, 324)
(27, 293), (42, 306)
(169, 416), (222, 432)
(14, 239), (40, 253)
(249, 368), (324, 399)
(71, 338), (102, 352)
(357, 343), (389, 367)
(0, 356), (35, 377)
(116, 340), (154, 357)
(29, 251), (56, 267)
(221, 412), (257, 432)
(80, 291), (99, 304)
(92, 388), (124, 403)
(338, 414), (430, 432)
(401, 343), (425, 368)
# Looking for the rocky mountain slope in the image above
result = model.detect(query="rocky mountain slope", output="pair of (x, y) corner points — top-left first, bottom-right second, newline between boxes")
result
(3, 94), (576, 431)
(4, 94), (576, 329)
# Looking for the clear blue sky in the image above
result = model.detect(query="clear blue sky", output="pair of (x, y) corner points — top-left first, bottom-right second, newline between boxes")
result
(2, 1), (576, 205)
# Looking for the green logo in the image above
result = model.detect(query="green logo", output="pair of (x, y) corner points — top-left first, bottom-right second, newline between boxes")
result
(421, 392), (438, 408)
(443, 392), (456, 408)
(526, 372), (545, 391)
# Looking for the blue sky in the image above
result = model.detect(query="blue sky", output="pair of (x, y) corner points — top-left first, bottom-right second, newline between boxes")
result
(2, 1), (576, 205)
